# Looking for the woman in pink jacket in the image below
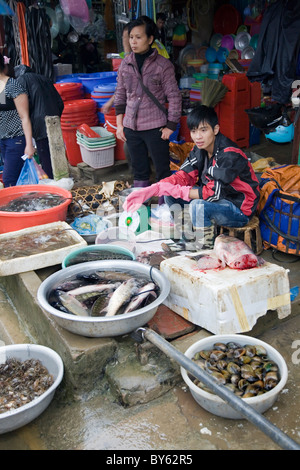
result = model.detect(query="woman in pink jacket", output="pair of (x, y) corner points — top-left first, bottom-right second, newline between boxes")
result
(114, 16), (181, 191)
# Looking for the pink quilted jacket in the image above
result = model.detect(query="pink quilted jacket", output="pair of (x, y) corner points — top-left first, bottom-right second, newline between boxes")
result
(114, 49), (182, 131)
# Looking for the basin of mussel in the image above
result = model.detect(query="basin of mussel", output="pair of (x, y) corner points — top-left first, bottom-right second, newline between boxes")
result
(0, 344), (63, 434)
(181, 334), (288, 419)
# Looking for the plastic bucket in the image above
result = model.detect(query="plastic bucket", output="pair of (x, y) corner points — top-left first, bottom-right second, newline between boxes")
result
(0, 185), (72, 233)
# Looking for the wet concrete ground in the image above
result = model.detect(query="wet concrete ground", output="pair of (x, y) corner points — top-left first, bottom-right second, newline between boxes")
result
(0, 309), (299, 451)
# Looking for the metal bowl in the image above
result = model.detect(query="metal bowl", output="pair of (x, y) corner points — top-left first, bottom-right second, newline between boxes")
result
(181, 334), (288, 419)
(37, 260), (170, 337)
(0, 344), (64, 434)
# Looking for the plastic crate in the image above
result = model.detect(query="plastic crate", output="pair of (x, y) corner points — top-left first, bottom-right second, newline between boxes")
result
(76, 126), (115, 143)
(221, 73), (250, 109)
(79, 143), (115, 169)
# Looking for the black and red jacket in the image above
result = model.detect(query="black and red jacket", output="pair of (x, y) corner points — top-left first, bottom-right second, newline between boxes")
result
(163, 133), (260, 217)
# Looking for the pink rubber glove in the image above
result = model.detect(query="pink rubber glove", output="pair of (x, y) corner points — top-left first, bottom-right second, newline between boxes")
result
(123, 183), (160, 212)
(158, 182), (191, 201)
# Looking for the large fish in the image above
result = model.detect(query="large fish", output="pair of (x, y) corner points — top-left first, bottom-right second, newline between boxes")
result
(95, 271), (134, 282)
(123, 282), (157, 314)
(67, 283), (119, 297)
(102, 278), (139, 317)
(58, 291), (89, 317)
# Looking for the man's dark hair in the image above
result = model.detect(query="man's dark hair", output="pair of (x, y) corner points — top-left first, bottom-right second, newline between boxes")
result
(156, 12), (166, 22)
(187, 105), (219, 130)
(128, 15), (157, 42)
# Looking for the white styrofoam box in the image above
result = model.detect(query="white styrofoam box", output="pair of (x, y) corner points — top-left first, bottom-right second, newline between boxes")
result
(160, 254), (291, 334)
(0, 221), (87, 276)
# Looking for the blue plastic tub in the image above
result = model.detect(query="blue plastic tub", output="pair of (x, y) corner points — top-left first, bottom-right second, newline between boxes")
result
(94, 83), (117, 93)
(56, 73), (83, 83)
(79, 72), (117, 93)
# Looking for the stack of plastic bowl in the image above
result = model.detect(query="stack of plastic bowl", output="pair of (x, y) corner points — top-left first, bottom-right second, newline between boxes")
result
(91, 83), (117, 125)
(187, 59), (204, 72)
(76, 126), (116, 169)
(221, 34), (234, 51)
(104, 109), (126, 161)
(208, 62), (223, 80)
(216, 47), (229, 64)
(61, 99), (98, 166)
(190, 82), (202, 102)
(78, 72), (117, 96)
(205, 47), (217, 63)
(54, 82), (84, 101)
(55, 73), (83, 84)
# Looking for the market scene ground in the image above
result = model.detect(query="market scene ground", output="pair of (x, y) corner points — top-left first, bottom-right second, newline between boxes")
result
(0, 137), (299, 451)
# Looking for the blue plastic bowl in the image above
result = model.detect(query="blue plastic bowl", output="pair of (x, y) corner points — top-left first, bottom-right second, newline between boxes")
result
(62, 244), (136, 268)
(79, 72), (117, 93)
(205, 47), (217, 63)
(216, 47), (229, 63)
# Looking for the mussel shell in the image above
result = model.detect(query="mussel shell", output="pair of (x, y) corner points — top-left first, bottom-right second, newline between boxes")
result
(239, 355), (251, 364)
(226, 342), (240, 349)
(211, 371), (226, 385)
(233, 347), (246, 359)
(241, 364), (257, 382)
(227, 361), (241, 375)
(210, 350), (226, 361)
(255, 345), (267, 356)
(231, 374), (240, 386)
(198, 350), (211, 360)
(244, 345), (257, 358)
(213, 342), (227, 352)
(216, 359), (228, 371)
(263, 361), (279, 372)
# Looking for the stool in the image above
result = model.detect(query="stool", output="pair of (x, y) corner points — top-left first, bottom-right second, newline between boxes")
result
(219, 216), (263, 255)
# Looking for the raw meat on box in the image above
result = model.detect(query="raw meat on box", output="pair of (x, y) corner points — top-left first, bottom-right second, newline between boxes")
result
(214, 234), (263, 270)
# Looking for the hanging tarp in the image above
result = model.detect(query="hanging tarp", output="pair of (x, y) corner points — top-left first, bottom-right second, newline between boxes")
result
(247, 0), (300, 104)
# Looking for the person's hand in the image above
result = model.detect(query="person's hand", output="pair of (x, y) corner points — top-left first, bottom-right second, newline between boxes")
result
(123, 183), (160, 212)
(116, 125), (126, 142)
(101, 102), (112, 114)
(158, 182), (191, 201)
(160, 127), (173, 140)
(24, 143), (36, 158)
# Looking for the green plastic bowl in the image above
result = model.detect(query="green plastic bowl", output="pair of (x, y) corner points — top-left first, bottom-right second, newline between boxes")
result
(62, 244), (135, 268)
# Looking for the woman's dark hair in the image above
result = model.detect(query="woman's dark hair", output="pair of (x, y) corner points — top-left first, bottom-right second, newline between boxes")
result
(187, 105), (219, 130)
(0, 53), (15, 78)
(128, 15), (157, 42)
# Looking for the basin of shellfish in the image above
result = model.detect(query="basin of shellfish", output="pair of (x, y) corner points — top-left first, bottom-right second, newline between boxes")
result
(181, 334), (288, 419)
(0, 344), (63, 434)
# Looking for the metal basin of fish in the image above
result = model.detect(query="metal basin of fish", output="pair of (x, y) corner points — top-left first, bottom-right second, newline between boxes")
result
(37, 260), (170, 337)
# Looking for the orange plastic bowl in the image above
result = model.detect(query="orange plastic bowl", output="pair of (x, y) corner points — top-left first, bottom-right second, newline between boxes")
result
(0, 185), (72, 233)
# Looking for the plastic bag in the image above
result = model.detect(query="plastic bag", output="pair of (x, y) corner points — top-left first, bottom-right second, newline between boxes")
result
(70, 214), (110, 235)
(39, 177), (74, 190)
(16, 157), (39, 185)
